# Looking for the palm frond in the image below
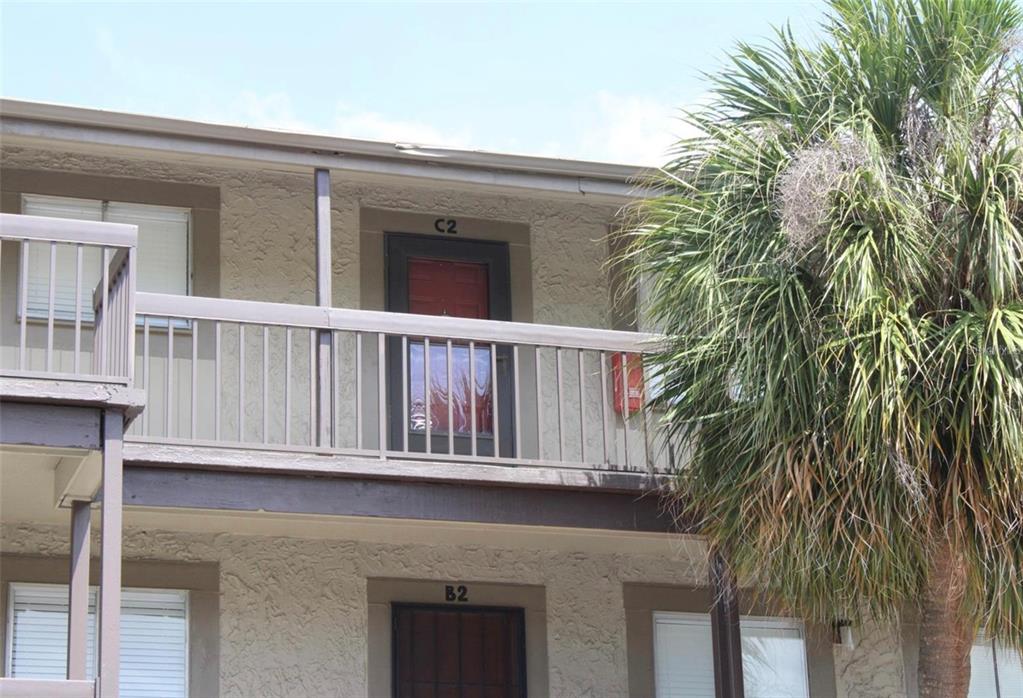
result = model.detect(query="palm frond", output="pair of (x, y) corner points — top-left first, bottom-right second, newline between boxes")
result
(620, 0), (1023, 647)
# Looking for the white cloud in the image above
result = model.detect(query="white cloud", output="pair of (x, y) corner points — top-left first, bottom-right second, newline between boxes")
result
(194, 92), (473, 149)
(197, 92), (315, 133)
(88, 27), (704, 167)
(330, 103), (473, 148)
(181, 89), (705, 167)
(574, 91), (704, 167)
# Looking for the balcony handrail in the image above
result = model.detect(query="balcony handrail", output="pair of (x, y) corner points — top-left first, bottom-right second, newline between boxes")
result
(136, 292), (661, 353)
(1, 213), (137, 384)
(0, 212), (137, 248)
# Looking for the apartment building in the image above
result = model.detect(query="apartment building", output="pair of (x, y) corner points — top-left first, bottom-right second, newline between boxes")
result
(1, 99), (1007, 698)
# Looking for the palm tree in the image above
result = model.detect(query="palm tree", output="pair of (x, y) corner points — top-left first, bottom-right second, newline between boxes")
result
(621, 1), (1023, 695)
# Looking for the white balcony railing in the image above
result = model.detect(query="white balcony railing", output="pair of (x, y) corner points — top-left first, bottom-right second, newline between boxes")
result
(0, 212), (670, 473)
(0, 213), (137, 385)
(130, 293), (670, 472)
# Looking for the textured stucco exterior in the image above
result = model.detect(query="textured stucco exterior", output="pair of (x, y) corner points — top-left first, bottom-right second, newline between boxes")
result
(0, 144), (662, 468)
(833, 618), (910, 698)
(0, 144), (641, 457)
(0, 141), (911, 697)
(0, 518), (917, 697)
(0, 144), (617, 327)
(3, 520), (709, 698)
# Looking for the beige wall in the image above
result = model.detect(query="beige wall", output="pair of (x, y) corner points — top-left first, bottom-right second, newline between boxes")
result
(0, 146), (908, 697)
(0, 144), (618, 325)
(2, 519), (705, 698)
(0, 516), (915, 698)
(0, 145), (664, 467)
(834, 617), (911, 698)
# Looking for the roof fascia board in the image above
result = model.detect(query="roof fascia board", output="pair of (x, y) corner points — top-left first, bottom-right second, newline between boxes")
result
(1, 116), (647, 201)
(0, 99), (652, 199)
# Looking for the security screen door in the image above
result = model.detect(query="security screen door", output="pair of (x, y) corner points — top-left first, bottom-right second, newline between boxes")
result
(392, 604), (527, 698)
(385, 234), (515, 457)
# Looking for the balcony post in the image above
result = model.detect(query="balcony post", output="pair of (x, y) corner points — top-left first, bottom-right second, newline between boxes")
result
(314, 168), (333, 447)
(67, 499), (91, 680)
(98, 410), (123, 697)
(710, 550), (745, 698)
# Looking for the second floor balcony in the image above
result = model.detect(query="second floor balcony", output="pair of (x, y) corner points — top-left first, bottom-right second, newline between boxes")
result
(1, 212), (671, 484)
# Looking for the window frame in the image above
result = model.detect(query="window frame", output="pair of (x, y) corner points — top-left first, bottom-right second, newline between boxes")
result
(5, 581), (190, 692)
(18, 193), (194, 325)
(972, 633), (1023, 698)
(652, 610), (811, 698)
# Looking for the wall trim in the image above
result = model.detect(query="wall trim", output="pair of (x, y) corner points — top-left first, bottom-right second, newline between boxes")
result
(123, 466), (676, 532)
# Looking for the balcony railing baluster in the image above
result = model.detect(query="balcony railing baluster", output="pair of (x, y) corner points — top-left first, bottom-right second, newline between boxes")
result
(46, 241), (56, 371)
(513, 345), (522, 459)
(491, 341), (499, 458)
(1, 213), (137, 385)
(74, 244), (83, 373)
(262, 325), (269, 445)
(214, 320), (221, 441)
(166, 317), (174, 438)
(578, 349), (586, 464)
(376, 332), (386, 458)
(192, 319), (199, 440)
(285, 326), (293, 445)
(356, 331), (363, 451)
(120, 291), (661, 472)
(19, 240), (28, 370)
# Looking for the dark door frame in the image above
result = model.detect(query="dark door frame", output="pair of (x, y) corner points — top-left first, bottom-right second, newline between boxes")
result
(385, 233), (516, 457)
(390, 602), (528, 698)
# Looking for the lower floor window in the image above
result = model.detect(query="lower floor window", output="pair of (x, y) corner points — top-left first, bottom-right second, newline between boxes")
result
(653, 611), (809, 698)
(6, 583), (188, 697)
(971, 637), (1023, 698)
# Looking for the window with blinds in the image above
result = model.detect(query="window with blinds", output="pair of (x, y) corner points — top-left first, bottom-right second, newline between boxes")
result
(21, 194), (190, 321)
(971, 636), (1023, 698)
(6, 583), (188, 698)
(653, 612), (810, 698)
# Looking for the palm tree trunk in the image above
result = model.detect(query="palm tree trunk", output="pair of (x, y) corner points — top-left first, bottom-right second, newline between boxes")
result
(917, 538), (972, 698)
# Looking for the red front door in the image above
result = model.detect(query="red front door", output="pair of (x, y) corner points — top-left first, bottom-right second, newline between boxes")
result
(406, 257), (493, 436)
(408, 257), (490, 319)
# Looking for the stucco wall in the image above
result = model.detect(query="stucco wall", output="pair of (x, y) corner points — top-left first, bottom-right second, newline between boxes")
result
(834, 618), (909, 698)
(0, 144), (649, 464)
(0, 144), (617, 326)
(0, 146), (908, 696)
(2, 521), (707, 698)
(0, 520), (913, 698)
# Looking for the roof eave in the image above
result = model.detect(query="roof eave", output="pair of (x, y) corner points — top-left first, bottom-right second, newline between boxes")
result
(0, 99), (655, 200)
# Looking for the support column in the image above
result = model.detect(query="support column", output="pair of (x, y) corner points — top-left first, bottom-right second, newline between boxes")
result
(710, 551), (745, 698)
(98, 410), (123, 697)
(314, 168), (333, 447)
(67, 499), (91, 679)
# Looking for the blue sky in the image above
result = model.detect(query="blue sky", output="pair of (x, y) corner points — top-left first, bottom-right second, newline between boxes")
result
(1, 1), (826, 165)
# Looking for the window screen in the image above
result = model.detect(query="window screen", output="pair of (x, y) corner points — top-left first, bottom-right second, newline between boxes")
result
(21, 195), (190, 321)
(7, 583), (188, 698)
(971, 637), (1023, 698)
(653, 612), (810, 698)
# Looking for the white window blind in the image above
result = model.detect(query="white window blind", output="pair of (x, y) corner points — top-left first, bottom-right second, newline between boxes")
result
(654, 613), (715, 698)
(7, 583), (96, 680)
(971, 636), (1023, 698)
(21, 195), (190, 321)
(653, 612), (810, 698)
(6, 583), (188, 698)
